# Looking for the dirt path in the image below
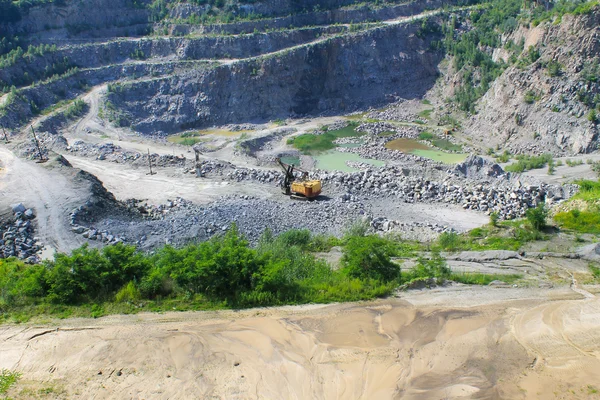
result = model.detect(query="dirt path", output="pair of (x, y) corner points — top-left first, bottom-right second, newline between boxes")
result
(0, 146), (85, 256)
(1, 286), (599, 399)
(65, 154), (275, 205)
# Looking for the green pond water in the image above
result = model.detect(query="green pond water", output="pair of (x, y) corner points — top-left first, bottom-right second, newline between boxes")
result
(385, 138), (468, 164)
(279, 155), (300, 166)
(314, 151), (385, 172)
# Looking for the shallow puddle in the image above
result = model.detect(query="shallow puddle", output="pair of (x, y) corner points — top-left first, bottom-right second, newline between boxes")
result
(385, 138), (467, 164)
(279, 155), (300, 166)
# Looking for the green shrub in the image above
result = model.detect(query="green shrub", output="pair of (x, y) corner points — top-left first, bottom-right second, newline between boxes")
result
(546, 60), (562, 77)
(588, 109), (598, 123)
(526, 203), (548, 231)
(524, 90), (538, 104)
(342, 235), (399, 282)
(505, 153), (553, 172)
(489, 212), (499, 227)
(437, 231), (462, 251)
(418, 131), (435, 140)
(0, 369), (20, 394)
(343, 219), (370, 240)
(0, 259), (48, 307)
(63, 99), (87, 119)
(406, 252), (450, 282)
(46, 243), (150, 304)
(115, 281), (141, 303)
(495, 150), (512, 163)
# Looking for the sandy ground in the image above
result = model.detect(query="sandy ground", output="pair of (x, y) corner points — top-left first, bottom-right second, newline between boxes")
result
(1, 286), (600, 399)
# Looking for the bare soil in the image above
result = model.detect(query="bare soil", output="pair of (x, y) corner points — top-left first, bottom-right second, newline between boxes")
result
(2, 285), (599, 399)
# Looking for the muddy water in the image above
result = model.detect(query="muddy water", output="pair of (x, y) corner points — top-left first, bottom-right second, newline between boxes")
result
(385, 138), (468, 164)
(314, 150), (385, 172)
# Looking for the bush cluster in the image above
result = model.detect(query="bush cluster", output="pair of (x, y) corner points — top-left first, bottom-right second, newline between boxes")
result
(504, 153), (553, 172)
(0, 226), (403, 313)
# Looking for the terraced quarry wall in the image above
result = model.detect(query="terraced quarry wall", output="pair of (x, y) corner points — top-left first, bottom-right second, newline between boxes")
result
(0, 27), (346, 87)
(0, 0), (451, 134)
(0, 0), (152, 37)
(110, 22), (443, 134)
(172, 0), (453, 35)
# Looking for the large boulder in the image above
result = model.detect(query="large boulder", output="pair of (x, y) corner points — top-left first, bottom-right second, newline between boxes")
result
(453, 155), (505, 179)
(11, 203), (26, 214)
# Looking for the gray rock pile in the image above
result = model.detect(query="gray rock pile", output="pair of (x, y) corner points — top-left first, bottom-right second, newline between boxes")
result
(365, 100), (420, 122)
(453, 155), (505, 179)
(65, 140), (187, 168)
(92, 195), (371, 249)
(226, 168), (284, 184)
(356, 122), (406, 136)
(317, 166), (575, 220)
(0, 203), (43, 263)
(69, 203), (126, 245)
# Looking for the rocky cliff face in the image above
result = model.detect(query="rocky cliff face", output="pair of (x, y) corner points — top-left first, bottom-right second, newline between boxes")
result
(0, 26), (345, 88)
(108, 22), (443, 134)
(462, 11), (600, 155)
(1, 0), (152, 38)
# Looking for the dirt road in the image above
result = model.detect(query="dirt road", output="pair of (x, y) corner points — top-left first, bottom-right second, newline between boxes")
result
(1, 286), (599, 399)
(0, 146), (85, 256)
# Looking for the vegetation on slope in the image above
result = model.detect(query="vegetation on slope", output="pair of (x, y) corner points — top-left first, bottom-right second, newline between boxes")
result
(0, 222), (527, 323)
(440, 0), (599, 113)
(554, 180), (600, 234)
(433, 208), (549, 252)
(504, 153), (554, 173)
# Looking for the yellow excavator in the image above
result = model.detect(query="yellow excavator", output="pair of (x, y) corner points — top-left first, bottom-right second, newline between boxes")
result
(276, 157), (322, 200)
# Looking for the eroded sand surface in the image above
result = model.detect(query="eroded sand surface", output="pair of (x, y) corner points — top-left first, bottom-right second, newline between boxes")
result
(2, 286), (600, 399)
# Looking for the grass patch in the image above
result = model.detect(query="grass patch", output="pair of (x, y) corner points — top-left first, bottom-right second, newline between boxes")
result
(417, 131), (463, 152)
(505, 153), (553, 173)
(402, 253), (522, 286)
(418, 109), (433, 119)
(287, 122), (362, 154)
(571, 180), (600, 202)
(449, 272), (521, 285)
(418, 131), (435, 140)
(434, 220), (547, 252)
(589, 264), (600, 280)
(167, 132), (208, 146)
(553, 180), (600, 234)
(554, 210), (600, 234)
(430, 138), (463, 152)
(0, 369), (20, 394)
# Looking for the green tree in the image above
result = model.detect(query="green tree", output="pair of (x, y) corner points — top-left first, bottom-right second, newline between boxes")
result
(342, 235), (399, 282)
